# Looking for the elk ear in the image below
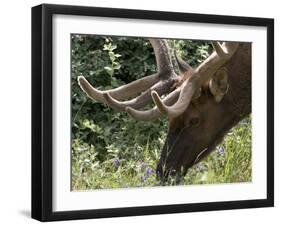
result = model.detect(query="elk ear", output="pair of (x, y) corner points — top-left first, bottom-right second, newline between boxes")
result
(209, 67), (229, 102)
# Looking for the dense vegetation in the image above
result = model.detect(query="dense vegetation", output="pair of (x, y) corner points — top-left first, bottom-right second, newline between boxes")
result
(71, 35), (252, 190)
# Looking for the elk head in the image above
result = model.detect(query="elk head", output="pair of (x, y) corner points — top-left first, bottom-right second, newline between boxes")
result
(78, 39), (251, 182)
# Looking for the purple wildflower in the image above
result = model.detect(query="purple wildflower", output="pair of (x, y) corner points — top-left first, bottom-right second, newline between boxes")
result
(146, 167), (154, 177)
(113, 158), (120, 168)
(217, 147), (225, 155)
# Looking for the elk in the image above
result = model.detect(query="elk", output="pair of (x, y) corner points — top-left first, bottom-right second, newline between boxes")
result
(78, 38), (251, 182)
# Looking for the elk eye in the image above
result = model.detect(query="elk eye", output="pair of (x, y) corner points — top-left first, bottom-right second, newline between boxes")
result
(190, 117), (200, 126)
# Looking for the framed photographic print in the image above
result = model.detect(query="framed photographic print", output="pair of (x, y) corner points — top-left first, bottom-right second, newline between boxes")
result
(31, 4), (274, 221)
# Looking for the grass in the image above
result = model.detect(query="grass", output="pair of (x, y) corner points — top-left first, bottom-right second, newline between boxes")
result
(71, 115), (251, 190)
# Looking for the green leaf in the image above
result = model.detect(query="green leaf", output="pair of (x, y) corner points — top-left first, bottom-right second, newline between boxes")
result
(109, 52), (116, 61)
(104, 66), (114, 76)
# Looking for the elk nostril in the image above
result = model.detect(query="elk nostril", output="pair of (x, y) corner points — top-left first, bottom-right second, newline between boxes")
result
(190, 117), (200, 126)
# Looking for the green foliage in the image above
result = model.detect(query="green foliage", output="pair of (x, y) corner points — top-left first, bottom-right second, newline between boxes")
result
(71, 35), (251, 190)
(169, 39), (212, 67)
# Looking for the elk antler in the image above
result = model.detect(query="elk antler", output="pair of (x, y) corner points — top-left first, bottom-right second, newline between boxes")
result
(78, 39), (239, 121)
(149, 42), (239, 118)
(78, 39), (180, 113)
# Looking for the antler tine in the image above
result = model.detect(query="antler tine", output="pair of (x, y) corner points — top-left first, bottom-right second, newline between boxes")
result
(78, 73), (159, 104)
(126, 88), (181, 121)
(152, 76), (200, 118)
(175, 54), (192, 74)
(103, 77), (179, 111)
(212, 42), (225, 57)
(125, 107), (161, 121)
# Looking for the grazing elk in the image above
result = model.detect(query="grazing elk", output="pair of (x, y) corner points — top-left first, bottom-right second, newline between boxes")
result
(78, 39), (251, 182)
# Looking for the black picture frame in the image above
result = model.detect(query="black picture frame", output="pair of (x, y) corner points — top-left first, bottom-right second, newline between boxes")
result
(31, 3), (274, 222)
